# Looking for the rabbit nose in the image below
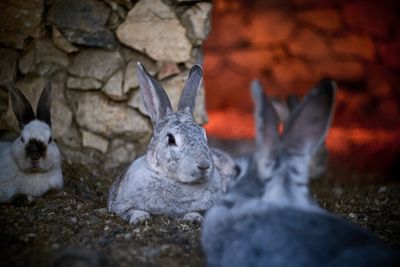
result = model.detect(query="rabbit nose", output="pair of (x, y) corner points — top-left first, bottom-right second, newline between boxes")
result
(197, 160), (211, 171)
(26, 139), (46, 161)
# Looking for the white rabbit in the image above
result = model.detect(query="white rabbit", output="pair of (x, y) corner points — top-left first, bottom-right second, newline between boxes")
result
(108, 63), (236, 224)
(202, 79), (400, 267)
(0, 83), (63, 202)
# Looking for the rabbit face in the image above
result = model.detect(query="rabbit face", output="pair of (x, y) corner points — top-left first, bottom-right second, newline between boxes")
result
(137, 62), (214, 184)
(11, 120), (60, 173)
(8, 82), (60, 173)
(147, 112), (214, 184)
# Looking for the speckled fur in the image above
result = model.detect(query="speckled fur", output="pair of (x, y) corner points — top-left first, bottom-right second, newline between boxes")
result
(202, 80), (400, 267)
(108, 63), (234, 223)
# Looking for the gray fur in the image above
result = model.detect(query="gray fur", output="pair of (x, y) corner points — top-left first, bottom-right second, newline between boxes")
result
(202, 79), (400, 267)
(108, 63), (234, 224)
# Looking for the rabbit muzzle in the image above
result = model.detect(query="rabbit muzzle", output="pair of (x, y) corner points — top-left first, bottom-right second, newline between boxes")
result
(25, 138), (47, 164)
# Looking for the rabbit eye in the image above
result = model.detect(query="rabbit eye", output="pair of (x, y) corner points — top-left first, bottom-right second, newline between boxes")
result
(48, 136), (53, 144)
(167, 133), (176, 146)
(21, 136), (25, 143)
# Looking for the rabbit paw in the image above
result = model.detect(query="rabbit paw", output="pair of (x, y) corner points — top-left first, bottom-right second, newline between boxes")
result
(128, 210), (150, 224)
(182, 212), (203, 223)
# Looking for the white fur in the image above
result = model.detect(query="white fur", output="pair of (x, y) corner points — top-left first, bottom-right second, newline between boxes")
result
(0, 120), (63, 202)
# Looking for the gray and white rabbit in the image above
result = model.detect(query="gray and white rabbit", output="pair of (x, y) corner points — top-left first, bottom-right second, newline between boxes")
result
(202, 80), (400, 267)
(108, 63), (236, 224)
(0, 83), (63, 202)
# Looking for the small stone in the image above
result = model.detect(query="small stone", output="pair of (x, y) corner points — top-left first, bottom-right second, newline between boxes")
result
(158, 63), (180, 80)
(68, 49), (124, 82)
(102, 69), (125, 101)
(0, 48), (18, 86)
(349, 213), (356, 219)
(95, 208), (108, 215)
(182, 2), (212, 45)
(82, 130), (109, 153)
(0, 0), (44, 49)
(69, 91), (151, 139)
(297, 8), (342, 31)
(47, 0), (116, 49)
(51, 26), (79, 54)
(332, 34), (375, 61)
(69, 217), (78, 224)
(117, 0), (192, 62)
(67, 77), (102, 90)
(19, 38), (69, 76)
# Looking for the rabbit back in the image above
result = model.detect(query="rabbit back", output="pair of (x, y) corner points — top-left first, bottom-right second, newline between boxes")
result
(202, 206), (400, 267)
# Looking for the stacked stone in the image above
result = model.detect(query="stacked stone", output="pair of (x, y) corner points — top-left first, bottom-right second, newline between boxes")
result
(0, 0), (212, 168)
(206, 0), (400, 126)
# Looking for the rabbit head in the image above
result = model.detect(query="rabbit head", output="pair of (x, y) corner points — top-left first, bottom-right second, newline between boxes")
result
(8, 82), (60, 173)
(229, 79), (336, 210)
(137, 62), (214, 184)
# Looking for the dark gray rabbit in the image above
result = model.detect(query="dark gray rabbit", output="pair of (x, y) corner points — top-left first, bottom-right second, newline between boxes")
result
(201, 80), (400, 267)
(0, 83), (63, 202)
(108, 63), (236, 224)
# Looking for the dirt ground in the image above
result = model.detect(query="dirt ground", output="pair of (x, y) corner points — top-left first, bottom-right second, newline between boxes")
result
(1, 160), (399, 267)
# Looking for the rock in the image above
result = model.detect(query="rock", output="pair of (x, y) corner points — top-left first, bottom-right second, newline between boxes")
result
(69, 91), (151, 139)
(378, 38), (400, 69)
(342, 2), (396, 39)
(332, 34), (375, 61)
(67, 77), (102, 90)
(297, 8), (342, 31)
(319, 59), (365, 81)
(288, 29), (330, 60)
(68, 49), (124, 82)
(123, 59), (157, 94)
(47, 0), (116, 49)
(161, 71), (208, 124)
(272, 59), (317, 91)
(82, 130), (109, 154)
(0, 0), (44, 49)
(128, 89), (147, 115)
(19, 38), (69, 76)
(245, 10), (295, 46)
(128, 70), (207, 124)
(117, 0), (192, 62)
(5, 74), (73, 138)
(105, 139), (137, 168)
(228, 49), (276, 75)
(367, 66), (395, 98)
(158, 63), (180, 80)
(102, 70), (125, 101)
(206, 13), (249, 47)
(52, 26), (79, 54)
(182, 3), (212, 45)
(0, 48), (18, 86)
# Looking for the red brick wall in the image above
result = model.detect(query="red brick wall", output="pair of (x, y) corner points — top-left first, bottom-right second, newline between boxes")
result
(204, 0), (400, 127)
(203, 0), (400, 175)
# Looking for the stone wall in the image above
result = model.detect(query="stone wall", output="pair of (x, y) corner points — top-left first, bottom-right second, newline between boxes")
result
(0, 0), (212, 168)
(204, 0), (400, 128)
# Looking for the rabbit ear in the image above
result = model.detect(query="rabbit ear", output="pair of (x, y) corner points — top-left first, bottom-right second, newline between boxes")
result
(251, 80), (280, 152)
(36, 82), (52, 127)
(8, 83), (36, 129)
(178, 65), (203, 114)
(137, 62), (172, 125)
(282, 79), (336, 156)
